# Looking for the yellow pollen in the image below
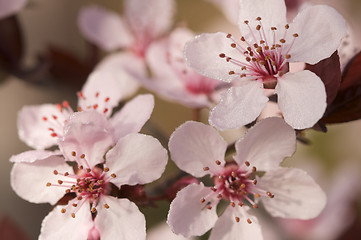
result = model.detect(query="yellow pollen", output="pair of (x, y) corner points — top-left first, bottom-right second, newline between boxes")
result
(80, 154), (85, 159)
(252, 167), (257, 172)
(61, 208), (66, 213)
(104, 167), (109, 172)
(286, 54), (291, 59)
(240, 184), (246, 189)
(91, 208), (97, 213)
(71, 151), (76, 157)
(104, 204), (110, 209)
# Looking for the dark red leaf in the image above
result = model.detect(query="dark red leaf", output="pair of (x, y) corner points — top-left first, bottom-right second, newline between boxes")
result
(0, 15), (23, 72)
(305, 51), (341, 105)
(340, 51), (361, 91)
(0, 216), (31, 240)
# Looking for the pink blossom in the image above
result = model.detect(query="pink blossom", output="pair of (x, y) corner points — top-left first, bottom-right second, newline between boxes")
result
(142, 27), (224, 108)
(11, 111), (168, 239)
(167, 118), (326, 239)
(184, 0), (347, 130)
(77, 0), (176, 87)
(0, 0), (27, 19)
(17, 70), (154, 150)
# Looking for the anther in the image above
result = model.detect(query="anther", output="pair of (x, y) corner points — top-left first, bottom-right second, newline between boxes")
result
(217, 194), (223, 199)
(256, 17), (261, 21)
(51, 133), (57, 137)
(207, 205), (212, 210)
(71, 213), (75, 218)
(293, 33), (299, 37)
(53, 170), (58, 175)
(244, 20), (249, 24)
(80, 154), (85, 159)
(200, 198), (206, 203)
(247, 218), (252, 224)
(229, 71), (235, 75)
(86, 168), (91, 173)
(256, 25), (261, 31)
(240, 74), (247, 78)
(253, 204), (258, 209)
(93, 104), (98, 110)
(267, 192), (275, 198)
(260, 40), (265, 44)
(105, 97), (110, 102)
(241, 37), (246, 41)
(58, 180), (63, 184)
(226, 34), (232, 38)
(245, 161), (250, 167)
(104, 204), (110, 209)
(235, 217), (240, 222)
(226, 57), (231, 62)
(61, 208), (66, 213)
(203, 167), (210, 171)
(103, 108), (109, 114)
(255, 193), (260, 198)
(210, 187), (217, 192)
(46, 182), (51, 187)
(42, 117), (48, 121)
(253, 179), (258, 185)
(280, 39), (286, 44)
(111, 173), (116, 178)
(240, 183), (246, 189)
(285, 54), (291, 59)
(91, 208), (97, 213)
(231, 43), (236, 48)
(215, 160), (221, 165)
(219, 53), (226, 58)
(72, 203), (77, 207)
(271, 27), (277, 31)
(62, 101), (69, 108)
(77, 196), (83, 200)
(71, 151), (76, 157)
(241, 66), (247, 70)
(238, 202), (244, 207)
(64, 172), (69, 176)
(252, 166), (257, 172)
(231, 202), (236, 207)
(104, 167), (109, 172)
(285, 24), (289, 29)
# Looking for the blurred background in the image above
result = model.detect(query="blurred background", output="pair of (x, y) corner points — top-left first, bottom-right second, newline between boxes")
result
(1, 0), (361, 239)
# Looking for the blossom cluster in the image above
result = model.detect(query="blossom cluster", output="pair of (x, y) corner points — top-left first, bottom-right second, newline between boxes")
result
(7, 0), (359, 239)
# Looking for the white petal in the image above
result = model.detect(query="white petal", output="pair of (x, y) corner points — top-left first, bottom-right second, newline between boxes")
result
(59, 116), (115, 167)
(17, 104), (70, 149)
(0, 0), (27, 19)
(39, 204), (93, 240)
(105, 133), (168, 186)
(238, 0), (287, 39)
(96, 52), (142, 98)
(288, 5), (347, 64)
(110, 94), (154, 140)
(66, 111), (113, 136)
(125, 0), (175, 40)
(167, 183), (218, 237)
(11, 155), (72, 205)
(234, 117), (295, 171)
(275, 70), (327, 129)
(209, 206), (263, 240)
(209, 82), (268, 130)
(77, 5), (133, 51)
(184, 32), (246, 82)
(10, 149), (61, 163)
(79, 70), (128, 117)
(168, 121), (227, 178)
(258, 167), (327, 219)
(95, 196), (146, 240)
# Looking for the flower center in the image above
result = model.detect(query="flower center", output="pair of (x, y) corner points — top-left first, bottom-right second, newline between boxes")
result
(46, 152), (117, 218)
(219, 17), (299, 88)
(202, 160), (274, 224)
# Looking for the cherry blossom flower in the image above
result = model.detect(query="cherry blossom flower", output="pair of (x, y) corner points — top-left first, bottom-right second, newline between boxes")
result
(142, 27), (224, 108)
(17, 70), (154, 150)
(167, 118), (326, 239)
(11, 111), (168, 239)
(184, 0), (347, 130)
(0, 0), (27, 19)
(78, 0), (176, 88)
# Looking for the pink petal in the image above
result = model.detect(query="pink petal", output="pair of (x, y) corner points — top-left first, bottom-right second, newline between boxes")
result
(66, 111), (113, 136)
(288, 5), (347, 64)
(184, 32), (245, 82)
(39, 204), (93, 240)
(105, 133), (168, 186)
(258, 167), (327, 219)
(0, 0), (27, 19)
(94, 196), (146, 240)
(10, 150), (61, 163)
(168, 121), (227, 178)
(110, 94), (154, 140)
(234, 117), (296, 171)
(209, 82), (268, 130)
(238, 0), (287, 40)
(79, 70), (127, 117)
(96, 52), (142, 97)
(17, 104), (70, 150)
(167, 183), (218, 237)
(59, 114), (115, 167)
(275, 70), (327, 129)
(125, 0), (175, 41)
(77, 5), (133, 51)
(209, 206), (263, 240)
(11, 155), (72, 205)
